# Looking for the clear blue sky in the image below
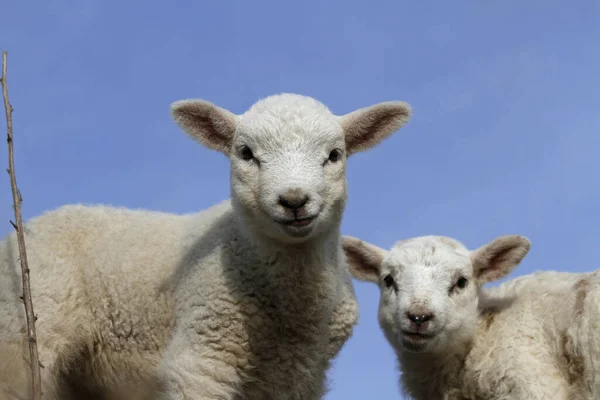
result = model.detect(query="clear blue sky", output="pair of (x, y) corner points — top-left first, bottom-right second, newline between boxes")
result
(2, 1), (600, 398)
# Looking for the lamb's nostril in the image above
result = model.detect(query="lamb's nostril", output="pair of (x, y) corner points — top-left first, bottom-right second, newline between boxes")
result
(278, 189), (309, 211)
(406, 312), (434, 325)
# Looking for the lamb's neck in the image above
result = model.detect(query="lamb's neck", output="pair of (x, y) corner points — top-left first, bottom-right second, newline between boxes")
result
(269, 234), (338, 270)
(398, 348), (467, 377)
(397, 337), (472, 397)
(238, 225), (341, 276)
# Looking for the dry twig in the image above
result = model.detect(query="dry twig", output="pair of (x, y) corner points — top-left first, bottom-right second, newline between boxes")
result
(1, 50), (43, 400)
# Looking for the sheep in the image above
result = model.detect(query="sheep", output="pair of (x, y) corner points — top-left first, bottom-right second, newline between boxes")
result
(0, 92), (413, 400)
(342, 234), (600, 400)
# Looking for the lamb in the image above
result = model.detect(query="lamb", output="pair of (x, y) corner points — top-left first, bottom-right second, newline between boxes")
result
(342, 234), (600, 399)
(0, 93), (413, 400)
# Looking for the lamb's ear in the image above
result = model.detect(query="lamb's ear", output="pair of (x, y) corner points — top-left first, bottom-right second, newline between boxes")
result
(470, 235), (531, 284)
(171, 99), (238, 154)
(342, 236), (387, 283)
(339, 101), (412, 156)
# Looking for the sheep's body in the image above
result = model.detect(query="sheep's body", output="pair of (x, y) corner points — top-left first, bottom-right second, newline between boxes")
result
(0, 93), (413, 399)
(343, 234), (600, 400)
(0, 200), (356, 399)
(401, 269), (600, 400)
(0, 204), (197, 399)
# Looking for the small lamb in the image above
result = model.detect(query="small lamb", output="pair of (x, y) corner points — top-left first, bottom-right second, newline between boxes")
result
(0, 93), (412, 400)
(342, 234), (600, 399)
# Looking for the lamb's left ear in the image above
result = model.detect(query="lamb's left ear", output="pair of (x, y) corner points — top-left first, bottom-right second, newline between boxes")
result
(339, 101), (412, 156)
(470, 235), (531, 284)
(342, 236), (387, 283)
(171, 99), (238, 155)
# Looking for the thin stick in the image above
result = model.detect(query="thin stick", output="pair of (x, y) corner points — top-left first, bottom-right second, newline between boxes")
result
(1, 51), (42, 400)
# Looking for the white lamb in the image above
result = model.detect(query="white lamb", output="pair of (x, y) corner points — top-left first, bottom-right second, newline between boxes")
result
(342, 234), (600, 399)
(0, 93), (413, 400)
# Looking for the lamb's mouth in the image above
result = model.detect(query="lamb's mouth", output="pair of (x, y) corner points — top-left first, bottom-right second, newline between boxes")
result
(401, 330), (435, 341)
(274, 216), (317, 228)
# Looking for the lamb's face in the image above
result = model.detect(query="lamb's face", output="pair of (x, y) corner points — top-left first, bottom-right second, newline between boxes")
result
(230, 104), (347, 241)
(378, 238), (479, 353)
(343, 235), (531, 355)
(171, 93), (412, 243)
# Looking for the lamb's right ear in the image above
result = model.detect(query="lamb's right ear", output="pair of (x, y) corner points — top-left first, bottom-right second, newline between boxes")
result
(342, 236), (387, 283)
(339, 101), (412, 156)
(171, 99), (238, 154)
(470, 235), (531, 284)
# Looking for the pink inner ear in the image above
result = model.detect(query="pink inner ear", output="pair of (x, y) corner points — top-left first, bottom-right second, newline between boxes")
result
(341, 102), (411, 155)
(472, 243), (524, 283)
(477, 265), (506, 282)
(343, 239), (383, 281)
(354, 261), (380, 279)
(363, 249), (383, 270)
(344, 113), (384, 148)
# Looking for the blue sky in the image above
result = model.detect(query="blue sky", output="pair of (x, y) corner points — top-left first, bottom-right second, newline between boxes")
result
(2, 1), (600, 398)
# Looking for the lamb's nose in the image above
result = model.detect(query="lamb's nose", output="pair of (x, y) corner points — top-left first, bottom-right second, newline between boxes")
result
(406, 308), (435, 326)
(278, 189), (309, 211)
(406, 313), (434, 324)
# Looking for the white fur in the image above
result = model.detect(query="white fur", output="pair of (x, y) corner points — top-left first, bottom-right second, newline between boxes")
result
(343, 234), (600, 399)
(0, 93), (412, 400)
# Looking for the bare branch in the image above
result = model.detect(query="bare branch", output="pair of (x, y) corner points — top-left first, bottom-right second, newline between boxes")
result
(2, 50), (43, 400)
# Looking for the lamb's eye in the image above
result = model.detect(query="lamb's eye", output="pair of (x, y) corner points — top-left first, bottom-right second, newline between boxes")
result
(240, 146), (254, 161)
(383, 274), (395, 289)
(449, 276), (469, 294)
(328, 149), (342, 163)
